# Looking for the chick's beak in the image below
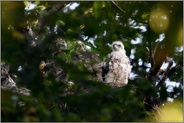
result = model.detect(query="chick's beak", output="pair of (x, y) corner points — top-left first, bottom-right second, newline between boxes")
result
(113, 44), (118, 50)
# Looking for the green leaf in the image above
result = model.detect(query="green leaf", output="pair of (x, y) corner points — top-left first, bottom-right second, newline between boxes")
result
(93, 2), (103, 19)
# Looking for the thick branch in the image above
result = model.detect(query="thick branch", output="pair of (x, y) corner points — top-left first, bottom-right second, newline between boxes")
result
(35, 2), (71, 30)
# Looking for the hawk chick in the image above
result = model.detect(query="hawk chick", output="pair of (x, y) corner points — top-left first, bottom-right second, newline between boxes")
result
(102, 41), (132, 87)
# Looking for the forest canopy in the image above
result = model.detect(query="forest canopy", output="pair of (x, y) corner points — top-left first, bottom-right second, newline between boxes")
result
(1, 1), (183, 122)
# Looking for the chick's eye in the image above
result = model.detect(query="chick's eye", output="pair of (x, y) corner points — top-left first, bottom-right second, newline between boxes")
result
(118, 44), (121, 47)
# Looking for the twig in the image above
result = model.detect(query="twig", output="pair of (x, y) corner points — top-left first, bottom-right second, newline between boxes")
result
(47, 104), (57, 111)
(111, 1), (126, 13)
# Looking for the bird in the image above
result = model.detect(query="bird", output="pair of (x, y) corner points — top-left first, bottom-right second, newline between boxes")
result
(49, 38), (68, 57)
(102, 41), (132, 87)
(1, 62), (31, 96)
(40, 38), (68, 83)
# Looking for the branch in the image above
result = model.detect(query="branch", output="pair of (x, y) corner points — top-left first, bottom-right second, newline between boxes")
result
(148, 27), (155, 67)
(156, 60), (173, 87)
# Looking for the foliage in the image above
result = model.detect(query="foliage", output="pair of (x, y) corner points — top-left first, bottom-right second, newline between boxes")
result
(1, 1), (183, 122)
